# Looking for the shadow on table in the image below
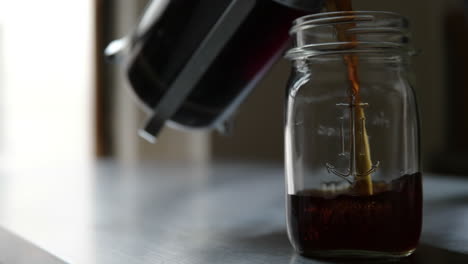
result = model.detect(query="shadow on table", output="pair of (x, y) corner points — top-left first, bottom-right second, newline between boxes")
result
(231, 230), (292, 254)
(290, 243), (468, 264)
(425, 193), (468, 207)
(234, 231), (468, 264)
(409, 244), (468, 264)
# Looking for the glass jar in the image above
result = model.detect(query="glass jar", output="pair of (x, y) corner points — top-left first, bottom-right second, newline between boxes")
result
(284, 12), (422, 258)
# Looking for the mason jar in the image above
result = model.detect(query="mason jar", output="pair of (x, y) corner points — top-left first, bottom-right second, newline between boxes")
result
(284, 12), (422, 258)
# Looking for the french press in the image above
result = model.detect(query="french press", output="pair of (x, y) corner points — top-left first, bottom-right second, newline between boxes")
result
(106, 0), (325, 142)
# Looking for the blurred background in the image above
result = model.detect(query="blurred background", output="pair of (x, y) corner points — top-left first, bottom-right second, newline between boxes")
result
(0, 0), (467, 173)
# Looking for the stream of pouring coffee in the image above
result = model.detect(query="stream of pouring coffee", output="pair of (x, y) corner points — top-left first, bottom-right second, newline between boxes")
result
(326, 0), (374, 195)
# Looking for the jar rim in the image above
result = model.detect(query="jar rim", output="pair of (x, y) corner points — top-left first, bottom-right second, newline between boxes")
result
(290, 11), (409, 33)
(285, 43), (416, 60)
(286, 11), (413, 60)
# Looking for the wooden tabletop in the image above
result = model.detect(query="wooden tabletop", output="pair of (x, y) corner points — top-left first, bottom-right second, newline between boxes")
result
(0, 161), (467, 263)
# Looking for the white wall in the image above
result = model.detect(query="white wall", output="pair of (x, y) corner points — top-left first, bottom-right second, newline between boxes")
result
(0, 0), (94, 167)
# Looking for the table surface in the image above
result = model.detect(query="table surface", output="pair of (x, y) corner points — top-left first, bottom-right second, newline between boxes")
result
(0, 161), (467, 264)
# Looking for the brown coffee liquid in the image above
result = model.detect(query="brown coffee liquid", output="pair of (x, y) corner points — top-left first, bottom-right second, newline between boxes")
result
(287, 173), (422, 255)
